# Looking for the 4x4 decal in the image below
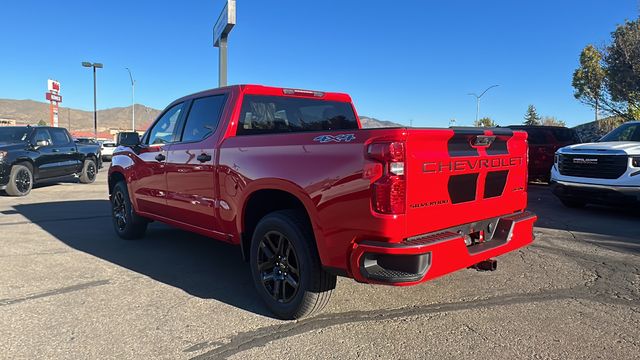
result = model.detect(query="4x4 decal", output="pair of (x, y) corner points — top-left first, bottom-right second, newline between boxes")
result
(313, 134), (356, 143)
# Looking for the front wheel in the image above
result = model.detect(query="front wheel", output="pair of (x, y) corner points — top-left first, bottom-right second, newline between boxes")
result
(250, 210), (336, 320)
(5, 164), (33, 196)
(111, 181), (148, 239)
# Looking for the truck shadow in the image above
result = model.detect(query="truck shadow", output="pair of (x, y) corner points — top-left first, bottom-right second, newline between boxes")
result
(528, 185), (640, 253)
(12, 200), (272, 317)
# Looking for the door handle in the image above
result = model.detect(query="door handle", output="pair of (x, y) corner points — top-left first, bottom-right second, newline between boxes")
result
(155, 153), (166, 162)
(197, 153), (212, 163)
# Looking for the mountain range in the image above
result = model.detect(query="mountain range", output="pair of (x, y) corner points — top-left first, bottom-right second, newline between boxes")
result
(0, 99), (403, 132)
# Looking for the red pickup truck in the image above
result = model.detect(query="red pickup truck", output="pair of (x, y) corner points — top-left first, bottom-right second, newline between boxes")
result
(108, 85), (536, 319)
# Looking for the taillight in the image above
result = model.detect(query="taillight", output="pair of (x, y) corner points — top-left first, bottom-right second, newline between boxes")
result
(367, 141), (406, 214)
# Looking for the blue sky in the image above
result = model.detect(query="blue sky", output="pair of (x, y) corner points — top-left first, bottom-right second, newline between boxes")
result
(0, 0), (636, 127)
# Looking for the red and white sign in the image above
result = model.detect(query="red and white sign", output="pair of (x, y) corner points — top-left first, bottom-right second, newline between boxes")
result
(46, 92), (62, 102)
(46, 79), (62, 127)
(48, 79), (61, 93)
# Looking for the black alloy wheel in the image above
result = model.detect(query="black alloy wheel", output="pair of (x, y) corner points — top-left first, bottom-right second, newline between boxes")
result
(112, 189), (127, 232)
(87, 162), (96, 181)
(15, 167), (32, 194)
(257, 230), (301, 303)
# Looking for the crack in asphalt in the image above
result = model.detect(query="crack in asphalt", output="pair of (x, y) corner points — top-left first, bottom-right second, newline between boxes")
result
(0, 280), (110, 306)
(190, 288), (636, 360)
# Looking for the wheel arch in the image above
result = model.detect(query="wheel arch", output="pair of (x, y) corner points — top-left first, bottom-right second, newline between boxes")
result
(108, 170), (126, 195)
(13, 158), (35, 178)
(238, 182), (322, 262)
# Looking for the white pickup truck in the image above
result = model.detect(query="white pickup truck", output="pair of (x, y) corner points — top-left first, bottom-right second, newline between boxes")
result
(551, 121), (640, 207)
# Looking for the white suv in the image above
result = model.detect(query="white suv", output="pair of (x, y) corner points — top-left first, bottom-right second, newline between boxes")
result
(101, 141), (117, 161)
(551, 121), (640, 207)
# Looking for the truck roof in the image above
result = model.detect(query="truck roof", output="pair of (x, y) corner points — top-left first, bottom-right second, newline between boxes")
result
(176, 84), (353, 103)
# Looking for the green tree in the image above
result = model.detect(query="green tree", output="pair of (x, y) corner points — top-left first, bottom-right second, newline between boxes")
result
(572, 19), (640, 121)
(605, 20), (640, 120)
(540, 116), (566, 127)
(523, 105), (541, 125)
(37, 119), (47, 126)
(474, 117), (496, 127)
(572, 44), (606, 121)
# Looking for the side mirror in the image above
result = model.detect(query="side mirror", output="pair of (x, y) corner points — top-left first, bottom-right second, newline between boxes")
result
(35, 140), (49, 148)
(117, 132), (141, 147)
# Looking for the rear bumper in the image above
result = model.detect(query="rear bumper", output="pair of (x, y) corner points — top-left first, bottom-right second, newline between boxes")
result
(551, 180), (640, 205)
(349, 211), (537, 285)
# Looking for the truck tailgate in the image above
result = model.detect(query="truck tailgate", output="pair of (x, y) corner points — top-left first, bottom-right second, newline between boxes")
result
(405, 128), (528, 237)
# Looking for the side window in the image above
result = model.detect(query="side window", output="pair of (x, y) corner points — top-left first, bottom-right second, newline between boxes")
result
(50, 129), (71, 145)
(180, 95), (227, 143)
(146, 103), (185, 145)
(33, 129), (52, 145)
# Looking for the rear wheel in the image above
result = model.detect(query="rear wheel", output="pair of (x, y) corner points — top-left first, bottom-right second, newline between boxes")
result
(250, 210), (336, 320)
(560, 198), (586, 208)
(111, 181), (148, 239)
(5, 164), (33, 196)
(79, 158), (97, 184)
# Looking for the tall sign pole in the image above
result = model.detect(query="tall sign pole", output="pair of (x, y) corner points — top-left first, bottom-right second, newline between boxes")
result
(46, 80), (62, 127)
(213, 0), (236, 87)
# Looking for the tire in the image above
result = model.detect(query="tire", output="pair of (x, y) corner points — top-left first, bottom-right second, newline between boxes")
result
(111, 181), (148, 240)
(5, 164), (33, 196)
(250, 210), (336, 320)
(560, 198), (586, 208)
(79, 158), (97, 184)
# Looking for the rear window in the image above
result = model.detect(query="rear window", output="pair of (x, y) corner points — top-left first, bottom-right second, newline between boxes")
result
(550, 128), (580, 143)
(237, 95), (358, 135)
(103, 143), (116, 147)
(522, 128), (547, 145)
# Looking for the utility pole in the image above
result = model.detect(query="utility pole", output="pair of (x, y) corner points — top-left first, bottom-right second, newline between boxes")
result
(468, 85), (499, 124)
(82, 62), (103, 139)
(126, 67), (136, 131)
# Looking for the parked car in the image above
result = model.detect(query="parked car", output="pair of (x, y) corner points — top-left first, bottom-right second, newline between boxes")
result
(109, 85), (536, 319)
(100, 141), (117, 161)
(75, 137), (103, 168)
(0, 126), (101, 196)
(506, 125), (581, 182)
(551, 121), (640, 207)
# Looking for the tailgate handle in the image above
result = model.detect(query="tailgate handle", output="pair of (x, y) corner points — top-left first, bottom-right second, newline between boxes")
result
(472, 135), (496, 147)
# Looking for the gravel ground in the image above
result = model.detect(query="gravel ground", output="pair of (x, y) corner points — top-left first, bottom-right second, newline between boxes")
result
(1, 173), (638, 359)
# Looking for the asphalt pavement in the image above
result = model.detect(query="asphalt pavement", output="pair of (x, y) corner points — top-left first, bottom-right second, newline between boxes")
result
(1, 173), (639, 359)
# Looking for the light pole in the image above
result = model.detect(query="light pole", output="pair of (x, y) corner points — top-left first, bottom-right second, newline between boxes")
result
(468, 85), (499, 125)
(213, 0), (236, 87)
(82, 62), (103, 139)
(125, 67), (136, 131)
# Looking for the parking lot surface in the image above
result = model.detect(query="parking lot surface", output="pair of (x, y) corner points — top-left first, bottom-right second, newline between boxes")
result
(1, 173), (639, 359)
